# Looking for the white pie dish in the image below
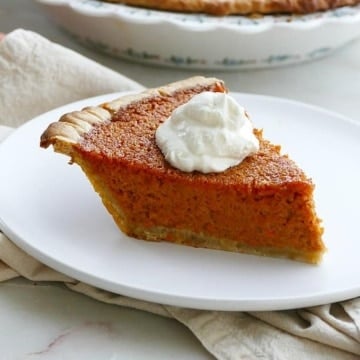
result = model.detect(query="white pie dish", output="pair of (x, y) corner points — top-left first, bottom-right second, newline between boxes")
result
(35, 0), (360, 70)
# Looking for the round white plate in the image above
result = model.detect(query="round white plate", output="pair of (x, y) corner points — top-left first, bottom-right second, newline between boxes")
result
(0, 92), (359, 311)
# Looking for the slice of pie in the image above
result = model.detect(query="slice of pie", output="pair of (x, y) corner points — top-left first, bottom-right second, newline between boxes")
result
(102, 0), (360, 15)
(40, 76), (325, 264)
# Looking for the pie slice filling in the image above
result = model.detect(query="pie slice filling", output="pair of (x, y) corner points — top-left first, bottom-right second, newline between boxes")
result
(40, 76), (325, 264)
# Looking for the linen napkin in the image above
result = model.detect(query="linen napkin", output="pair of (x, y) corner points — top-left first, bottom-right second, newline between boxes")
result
(1, 29), (359, 360)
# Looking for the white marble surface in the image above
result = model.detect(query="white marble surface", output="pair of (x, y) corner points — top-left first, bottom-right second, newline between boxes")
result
(0, 279), (211, 359)
(0, 0), (359, 358)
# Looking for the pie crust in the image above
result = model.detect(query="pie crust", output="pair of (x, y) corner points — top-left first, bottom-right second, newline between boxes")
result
(102, 0), (360, 15)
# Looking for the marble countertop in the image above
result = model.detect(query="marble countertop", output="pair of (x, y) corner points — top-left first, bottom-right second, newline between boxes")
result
(0, 0), (359, 358)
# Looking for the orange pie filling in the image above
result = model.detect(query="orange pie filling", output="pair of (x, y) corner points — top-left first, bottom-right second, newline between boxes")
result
(67, 82), (324, 263)
(40, 77), (325, 264)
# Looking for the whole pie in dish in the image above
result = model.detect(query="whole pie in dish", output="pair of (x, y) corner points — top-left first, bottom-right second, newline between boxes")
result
(102, 0), (360, 15)
(40, 76), (325, 264)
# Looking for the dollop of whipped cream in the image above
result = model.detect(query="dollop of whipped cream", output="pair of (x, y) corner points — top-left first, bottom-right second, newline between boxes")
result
(155, 92), (259, 173)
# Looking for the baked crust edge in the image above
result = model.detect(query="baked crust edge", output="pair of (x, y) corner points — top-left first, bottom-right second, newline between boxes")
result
(102, 0), (360, 15)
(40, 76), (225, 156)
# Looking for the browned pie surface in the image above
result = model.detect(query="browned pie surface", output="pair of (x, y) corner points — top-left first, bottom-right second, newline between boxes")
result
(103, 0), (360, 15)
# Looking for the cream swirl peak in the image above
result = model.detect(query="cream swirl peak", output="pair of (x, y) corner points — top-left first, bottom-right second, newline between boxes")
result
(155, 92), (259, 173)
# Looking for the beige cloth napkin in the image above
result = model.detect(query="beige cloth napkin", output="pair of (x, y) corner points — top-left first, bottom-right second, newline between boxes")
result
(1, 29), (360, 360)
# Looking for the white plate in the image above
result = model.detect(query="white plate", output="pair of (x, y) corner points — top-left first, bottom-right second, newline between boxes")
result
(1, 92), (360, 311)
(35, 0), (360, 70)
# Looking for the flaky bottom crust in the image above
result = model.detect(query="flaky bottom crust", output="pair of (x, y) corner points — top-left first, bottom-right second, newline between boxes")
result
(103, 0), (360, 15)
(131, 225), (324, 264)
